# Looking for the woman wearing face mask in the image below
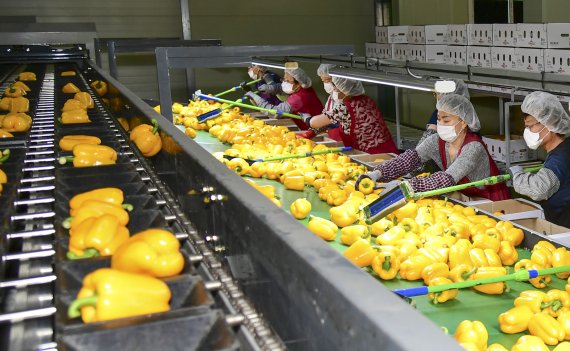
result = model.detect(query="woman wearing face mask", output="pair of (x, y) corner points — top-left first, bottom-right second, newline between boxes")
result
(245, 65), (321, 130)
(301, 75), (398, 154)
(243, 65), (282, 105)
(356, 94), (510, 201)
(509, 91), (570, 227)
(297, 64), (343, 140)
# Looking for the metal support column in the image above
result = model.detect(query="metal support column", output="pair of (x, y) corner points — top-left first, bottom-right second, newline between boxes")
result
(395, 87), (401, 149)
(107, 41), (118, 79)
(499, 97), (505, 135)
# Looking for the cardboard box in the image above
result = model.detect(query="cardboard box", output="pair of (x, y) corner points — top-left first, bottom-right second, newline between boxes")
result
(426, 45), (447, 64)
(493, 24), (517, 46)
(545, 48), (570, 74)
(448, 25), (468, 45)
(513, 218), (570, 244)
(365, 42), (378, 58)
(388, 26), (409, 43)
(376, 44), (392, 59)
(350, 153), (396, 169)
(517, 23), (547, 48)
(468, 24), (493, 46)
(474, 199), (544, 221)
(467, 46), (492, 68)
(445, 45), (467, 66)
(392, 44), (408, 61)
(406, 44), (426, 62)
(482, 134), (538, 163)
(515, 48), (545, 72)
(491, 47), (516, 70)
(425, 25), (449, 44)
(547, 23), (570, 48)
(408, 26), (426, 44)
(375, 26), (389, 44)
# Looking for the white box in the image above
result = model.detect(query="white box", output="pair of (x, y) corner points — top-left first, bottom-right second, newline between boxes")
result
(426, 45), (447, 64)
(474, 199), (544, 221)
(365, 42), (378, 58)
(375, 26), (389, 44)
(448, 25), (468, 45)
(376, 44), (392, 59)
(493, 24), (517, 46)
(545, 48), (570, 74)
(425, 25), (449, 44)
(408, 26), (426, 44)
(517, 23), (548, 48)
(392, 44), (408, 60)
(406, 44), (426, 62)
(467, 46), (492, 68)
(513, 218), (570, 245)
(445, 45), (467, 66)
(547, 23), (570, 48)
(515, 48), (545, 72)
(388, 26), (409, 43)
(482, 134), (538, 163)
(491, 47), (516, 70)
(468, 24), (493, 46)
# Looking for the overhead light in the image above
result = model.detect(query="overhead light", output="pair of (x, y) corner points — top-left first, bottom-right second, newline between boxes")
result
(250, 60), (286, 70)
(329, 67), (434, 92)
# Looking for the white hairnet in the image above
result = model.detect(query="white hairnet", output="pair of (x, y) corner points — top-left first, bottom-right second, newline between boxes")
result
(331, 76), (365, 97)
(436, 94), (480, 131)
(285, 67), (312, 88)
(436, 79), (470, 99)
(522, 91), (570, 134)
(317, 64), (335, 77)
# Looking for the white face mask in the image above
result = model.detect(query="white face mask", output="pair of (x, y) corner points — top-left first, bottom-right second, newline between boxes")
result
(332, 91), (343, 102)
(281, 82), (294, 94)
(437, 121), (462, 142)
(324, 82), (334, 94)
(248, 70), (257, 80)
(523, 126), (548, 150)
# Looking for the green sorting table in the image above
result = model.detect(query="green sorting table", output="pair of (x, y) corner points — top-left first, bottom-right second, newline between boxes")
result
(188, 128), (567, 350)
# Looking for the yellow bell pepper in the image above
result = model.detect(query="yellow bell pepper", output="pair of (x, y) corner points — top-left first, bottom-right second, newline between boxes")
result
(0, 129), (13, 138)
(416, 246), (449, 263)
(111, 229), (184, 278)
(90, 80), (108, 96)
(486, 343), (508, 351)
(554, 341), (570, 350)
(393, 202), (418, 221)
(397, 218), (420, 233)
(399, 254), (435, 281)
(376, 226), (406, 246)
(74, 92), (94, 109)
(372, 249), (400, 280)
(470, 248), (502, 267)
(421, 262), (450, 285)
(62, 82), (81, 93)
(227, 157), (250, 176)
(326, 189), (348, 206)
(67, 214), (130, 259)
(4, 86), (26, 98)
(2, 112), (32, 132)
(283, 175), (305, 191)
(557, 310), (570, 342)
(184, 127), (197, 139)
(117, 117), (130, 131)
(503, 227), (524, 247)
(428, 277), (457, 304)
(498, 240), (518, 266)
(67, 268), (170, 323)
(340, 224), (369, 246)
(515, 290), (547, 314)
(446, 223), (470, 240)
(343, 239), (376, 267)
(515, 259), (551, 289)
(70, 188), (124, 215)
(11, 81), (30, 92)
(535, 240), (557, 253)
(329, 205), (359, 228)
(130, 119), (162, 157)
(9, 97), (29, 113)
(0, 97), (11, 111)
(62, 144), (117, 168)
(531, 247), (553, 268)
(450, 264), (477, 282)
(61, 109), (91, 124)
(58, 135), (102, 151)
(470, 266), (508, 295)
(67, 199), (130, 230)
(307, 216), (338, 241)
(543, 289), (570, 318)
(370, 218), (394, 236)
(62, 99), (87, 112)
(454, 320), (488, 351)
(498, 305), (534, 334)
(19, 72), (36, 81)
(0, 169), (7, 184)
(357, 177), (375, 195)
(449, 239), (474, 269)
(553, 248), (570, 279)
(290, 198), (312, 220)
(415, 206), (434, 227)
(528, 312), (566, 346)
(511, 335), (549, 351)
(472, 233), (501, 253)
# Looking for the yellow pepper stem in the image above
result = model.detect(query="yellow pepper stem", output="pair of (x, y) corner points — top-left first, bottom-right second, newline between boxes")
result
(62, 217), (73, 229)
(66, 248), (100, 260)
(541, 300), (563, 312)
(68, 295), (98, 319)
(122, 204), (134, 212)
(0, 149), (10, 164)
(151, 119), (159, 134)
(58, 156), (74, 165)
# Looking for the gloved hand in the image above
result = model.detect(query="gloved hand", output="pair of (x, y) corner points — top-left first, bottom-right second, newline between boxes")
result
(508, 165), (524, 179)
(245, 91), (264, 106)
(258, 84), (276, 94)
(299, 113), (312, 125)
(355, 170), (382, 191)
(240, 81), (252, 92)
(296, 129), (316, 139)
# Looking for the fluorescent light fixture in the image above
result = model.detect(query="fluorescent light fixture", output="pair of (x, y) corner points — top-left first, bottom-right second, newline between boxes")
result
(329, 68), (435, 92)
(251, 60), (286, 70)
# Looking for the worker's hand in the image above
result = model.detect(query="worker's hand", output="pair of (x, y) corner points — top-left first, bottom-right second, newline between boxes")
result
(355, 170), (381, 191)
(240, 81), (252, 92)
(258, 84), (276, 94)
(245, 91), (263, 106)
(296, 129), (316, 139)
(508, 165), (524, 179)
(299, 113), (312, 125)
